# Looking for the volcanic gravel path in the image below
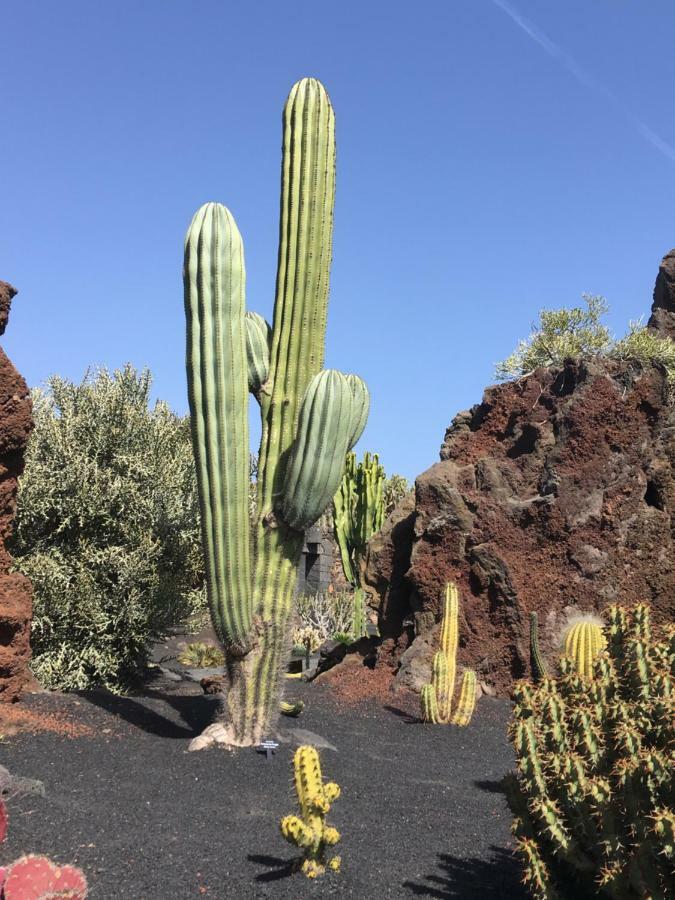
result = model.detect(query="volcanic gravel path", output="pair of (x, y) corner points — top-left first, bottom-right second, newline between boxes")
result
(0, 673), (525, 898)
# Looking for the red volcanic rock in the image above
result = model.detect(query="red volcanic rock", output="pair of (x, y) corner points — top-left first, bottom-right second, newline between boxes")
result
(366, 255), (675, 696)
(0, 282), (34, 702)
(647, 249), (675, 339)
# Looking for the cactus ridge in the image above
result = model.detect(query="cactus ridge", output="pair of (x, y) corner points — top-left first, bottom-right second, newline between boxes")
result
(420, 582), (476, 727)
(280, 745), (341, 878)
(507, 603), (675, 899)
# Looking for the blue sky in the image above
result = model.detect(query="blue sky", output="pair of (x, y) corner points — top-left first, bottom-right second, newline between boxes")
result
(3, 1), (674, 482)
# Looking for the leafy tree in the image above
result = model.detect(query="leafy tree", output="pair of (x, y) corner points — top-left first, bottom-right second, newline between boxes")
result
(12, 365), (207, 691)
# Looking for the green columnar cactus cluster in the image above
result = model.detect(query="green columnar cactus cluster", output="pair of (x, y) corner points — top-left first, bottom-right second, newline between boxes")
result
(420, 582), (477, 727)
(507, 603), (674, 900)
(280, 745), (341, 878)
(333, 452), (384, 638)
(529, 612), (549, 683)
(184, 79), (369, 749)
(562, 618), (606, 678)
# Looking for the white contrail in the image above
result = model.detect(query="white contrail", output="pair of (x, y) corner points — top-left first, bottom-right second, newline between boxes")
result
(491, 0), (675, 165)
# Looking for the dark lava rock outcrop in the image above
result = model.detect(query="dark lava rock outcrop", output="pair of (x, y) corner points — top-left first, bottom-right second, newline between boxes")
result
(365, 252), (675, 695)
(0, 282), (34, 702)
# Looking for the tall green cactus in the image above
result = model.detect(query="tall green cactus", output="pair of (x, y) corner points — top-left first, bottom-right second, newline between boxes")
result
(333, 451), (384, 637)
(185, 79), (368, 749)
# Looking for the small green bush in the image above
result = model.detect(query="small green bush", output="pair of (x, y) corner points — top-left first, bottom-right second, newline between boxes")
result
(177, 642), (224, 668)
(12, 365), (207, 692)
(496, 295), (675, 388)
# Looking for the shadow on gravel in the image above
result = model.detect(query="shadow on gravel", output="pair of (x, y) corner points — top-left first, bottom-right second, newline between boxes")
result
(383, 704), (421, 724)
(473, 778), (508, 794)
(76, 688), (215, 739)
(248, 854), (296, 882)
(403, 847), (525, 898)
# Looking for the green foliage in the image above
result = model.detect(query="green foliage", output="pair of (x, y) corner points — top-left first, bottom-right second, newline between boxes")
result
(496, 295), (675, 388)
(496, 295), (612, 380)
(12, 366), (206, 692)
(612, 321), (675, 384)
(294, 592), (354, 645)
(383, 473), (411, 517)
(507, 603), (674, 899)
(333, 452), (385, 587)
(177, 642), (225, 668)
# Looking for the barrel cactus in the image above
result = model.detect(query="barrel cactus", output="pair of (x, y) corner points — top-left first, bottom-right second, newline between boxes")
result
(184, 79), (369, 749)
(562, 617), (606, 679)
(506, 603), (674, 899)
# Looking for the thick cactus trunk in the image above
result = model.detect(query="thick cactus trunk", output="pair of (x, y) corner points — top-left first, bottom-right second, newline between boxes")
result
(185, 79), (369, 750)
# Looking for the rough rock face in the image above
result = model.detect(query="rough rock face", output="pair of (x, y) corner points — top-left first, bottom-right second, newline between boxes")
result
(0, 283), (34, 702)
(366, 254), (675, 695)
(647, 249), (675, 339)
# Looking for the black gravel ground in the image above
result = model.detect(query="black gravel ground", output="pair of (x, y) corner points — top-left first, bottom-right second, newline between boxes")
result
(0, 675), (526, 899)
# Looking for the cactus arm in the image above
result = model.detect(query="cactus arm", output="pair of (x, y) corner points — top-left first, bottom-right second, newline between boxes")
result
(279, 370), (356, 530)
(184, 203), (252, 649)
(245, 311), (272, 399)
(421, 684), (439, 723)
(256, 78), (336, 524)
(439, 582), (459, 719)
(530, 612), (548, 683)
(451, 670), (477, 727)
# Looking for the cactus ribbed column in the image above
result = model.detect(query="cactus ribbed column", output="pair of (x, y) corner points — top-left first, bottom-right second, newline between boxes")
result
(184, 79), (369, 749)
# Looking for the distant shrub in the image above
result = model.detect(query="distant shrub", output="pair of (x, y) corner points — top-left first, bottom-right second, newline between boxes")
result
(496, 295), (675, 388)
(177, 642), (224, 668)
(495, 294), (611, 380)
(12, 365), (207, 692)
(294, 591), (354, 644)
(611, 320), (675, 383)
(383, 473), (411, 516)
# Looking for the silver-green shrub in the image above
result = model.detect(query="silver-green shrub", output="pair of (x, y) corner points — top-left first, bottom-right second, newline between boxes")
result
(11, 365), (207, 691)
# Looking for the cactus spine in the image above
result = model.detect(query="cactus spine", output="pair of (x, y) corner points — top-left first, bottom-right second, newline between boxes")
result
(507, 604), (674, 899)
(333, 451), (384, 638)
(530, 612), (548, 683)
(420, 582), (476, 726)
(184, 79), (368, 749)
(562, 618), (606, 678)
(280, 745), (341, 878)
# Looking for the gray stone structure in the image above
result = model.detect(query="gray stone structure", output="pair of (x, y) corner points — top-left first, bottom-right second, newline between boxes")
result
(296, 525), (335, 595)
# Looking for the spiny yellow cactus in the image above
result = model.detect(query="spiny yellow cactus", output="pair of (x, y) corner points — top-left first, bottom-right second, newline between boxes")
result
(562, 617), (606, 678)
(280, 745), (341, 877)
(420, 582), (477, 726)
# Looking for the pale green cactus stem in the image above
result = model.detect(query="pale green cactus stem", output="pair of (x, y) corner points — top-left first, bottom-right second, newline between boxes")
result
(184, 78), (369, 749)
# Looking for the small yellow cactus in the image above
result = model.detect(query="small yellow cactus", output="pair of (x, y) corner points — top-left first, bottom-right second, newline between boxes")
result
(280, 745), (341, 877)
(420, 582), (477, 726)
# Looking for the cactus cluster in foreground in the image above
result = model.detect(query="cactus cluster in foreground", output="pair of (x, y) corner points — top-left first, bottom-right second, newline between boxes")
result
(280, 745), (341, 878)
(507, 603), (674, 899)
(0, 798), (88, 899)
(420, 582), (476, 727)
